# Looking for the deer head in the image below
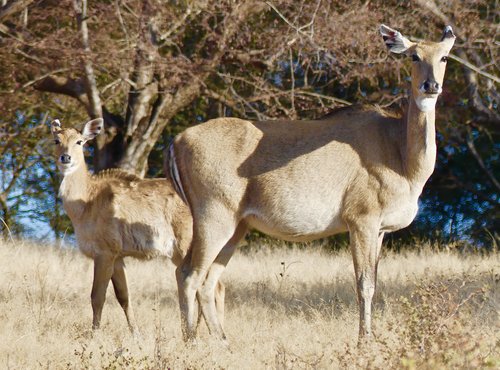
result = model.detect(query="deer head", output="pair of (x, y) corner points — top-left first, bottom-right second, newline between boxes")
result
(51, 118), (104, 175)
(380, 24), (456, 112)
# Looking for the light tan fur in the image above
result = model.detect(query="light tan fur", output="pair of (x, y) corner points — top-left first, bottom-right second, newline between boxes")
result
(170, 25), (455, 343)
(51, 118), (225, 334)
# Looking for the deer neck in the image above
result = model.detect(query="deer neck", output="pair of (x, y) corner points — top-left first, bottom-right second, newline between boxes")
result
(59, 163), (91, 220)
(402, 93), (437, 188)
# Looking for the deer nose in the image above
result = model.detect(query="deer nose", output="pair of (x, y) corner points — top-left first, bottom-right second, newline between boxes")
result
(60, 154), (71, 164)
(422, 80), (440, 94)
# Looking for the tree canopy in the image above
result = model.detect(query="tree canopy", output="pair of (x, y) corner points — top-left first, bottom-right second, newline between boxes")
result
(0, 0), (498, 247)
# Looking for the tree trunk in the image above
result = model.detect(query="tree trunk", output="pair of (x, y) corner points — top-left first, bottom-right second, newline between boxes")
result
(0, 194), (11, 239)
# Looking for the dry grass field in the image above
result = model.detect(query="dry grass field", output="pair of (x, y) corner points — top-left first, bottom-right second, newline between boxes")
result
(0, 239), (498, 369)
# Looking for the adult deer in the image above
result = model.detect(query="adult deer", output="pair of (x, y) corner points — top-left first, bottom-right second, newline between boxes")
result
(51, 118), (225, 334)
(170, 25), (455, 342)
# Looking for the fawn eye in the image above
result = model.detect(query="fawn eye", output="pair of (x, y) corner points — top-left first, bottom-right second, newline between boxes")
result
(411, 54), (421, 62)
(441, 56), (448, 63)
(54, 139), (61, 145)
(76, 140), (83, 145)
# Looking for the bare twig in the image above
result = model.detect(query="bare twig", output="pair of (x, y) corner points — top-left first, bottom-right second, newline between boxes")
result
(295, 90), (351, 106)
(379, 95), (405, 108)
(229, 85), (270, 120)
(14, 48), (44, 64)
(265, 1), (335, 65)
(115, 0), (130, 47)
(157, 5), (204, 47)
(466, 128), (500, 192)
(0, 22), (26, 44)
(0, 0), (34, 22)
(21, 68), (71, 91)
(204, 89), (246, 116)
(448, 53), (500, 84)
(100, 78), (122, 94)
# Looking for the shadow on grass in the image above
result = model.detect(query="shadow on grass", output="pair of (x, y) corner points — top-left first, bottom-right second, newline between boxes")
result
(225, 270), (499, 323)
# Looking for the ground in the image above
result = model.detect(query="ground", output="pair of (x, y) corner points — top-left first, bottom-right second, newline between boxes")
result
(0, 239), (498, 369)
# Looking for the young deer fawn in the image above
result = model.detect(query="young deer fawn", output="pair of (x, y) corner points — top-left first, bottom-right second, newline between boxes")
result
(52, 118), (225, 334)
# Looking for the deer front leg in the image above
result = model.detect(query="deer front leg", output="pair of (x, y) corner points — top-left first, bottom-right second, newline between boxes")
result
(91, 254), (115, 330)
(111, 257), (138, 334)
(374, 232), (385, 294)
(348, 220), (380, 342)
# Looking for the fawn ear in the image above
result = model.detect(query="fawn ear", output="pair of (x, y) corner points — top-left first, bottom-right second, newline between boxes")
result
(82, 118), (104, 141)
(51, 119), (62, 135)
(380, 24), (415, 54)
(441, 25), (455, 41)
(440, 25), (456, 51)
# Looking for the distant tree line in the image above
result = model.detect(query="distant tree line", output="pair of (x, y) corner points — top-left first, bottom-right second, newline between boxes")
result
(0, 0), (498, 247)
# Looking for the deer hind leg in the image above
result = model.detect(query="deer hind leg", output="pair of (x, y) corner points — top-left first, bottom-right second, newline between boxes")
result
(176, 249), (196, 339)
(111, 257), (138, 334)
(192, 271), (228, 337)
(348, 218), (380, 342)
(91, 254), (116, 330)
(181, 257), (227, 334)
(177, 207), (240, 342)
(198, 222), (247, 335)
(214, 280), (225, 329)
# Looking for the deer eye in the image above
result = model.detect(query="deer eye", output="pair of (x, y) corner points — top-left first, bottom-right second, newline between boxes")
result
(441, 56), (448, 63)
(76, 140), (83, 145)
(411, 54), (421, 62)
(54, 139), (61, 145)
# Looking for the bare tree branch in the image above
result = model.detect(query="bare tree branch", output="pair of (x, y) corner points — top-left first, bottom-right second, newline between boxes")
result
(0, 22), (26, 43)
(466, 128), (500, 193)
(118, 1), (265, 176)
(124, 1), (158, 142)
(157, 4), (204, 47)
(295, 90), (351, 106)
(13, 47), (44, 64)
(203, 88), (246, 116)
(448, 53), (500, 84)
(19, 68), (70, 91)
(33, 75), (88, 105)
(265, 0), (336, 65)
(114, 0), (130, 47)
(73, 0), (102, 119)
(457, 48), (500, 125)
(0, 0), (34, 22)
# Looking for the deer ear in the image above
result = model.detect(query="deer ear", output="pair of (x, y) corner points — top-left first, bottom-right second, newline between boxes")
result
(51, 119), (62, 135)
(441, 25), (455, 41)
(82, 118), (104, 141)
(380, 24), (414, 54)
(440, 25), (456, 51)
